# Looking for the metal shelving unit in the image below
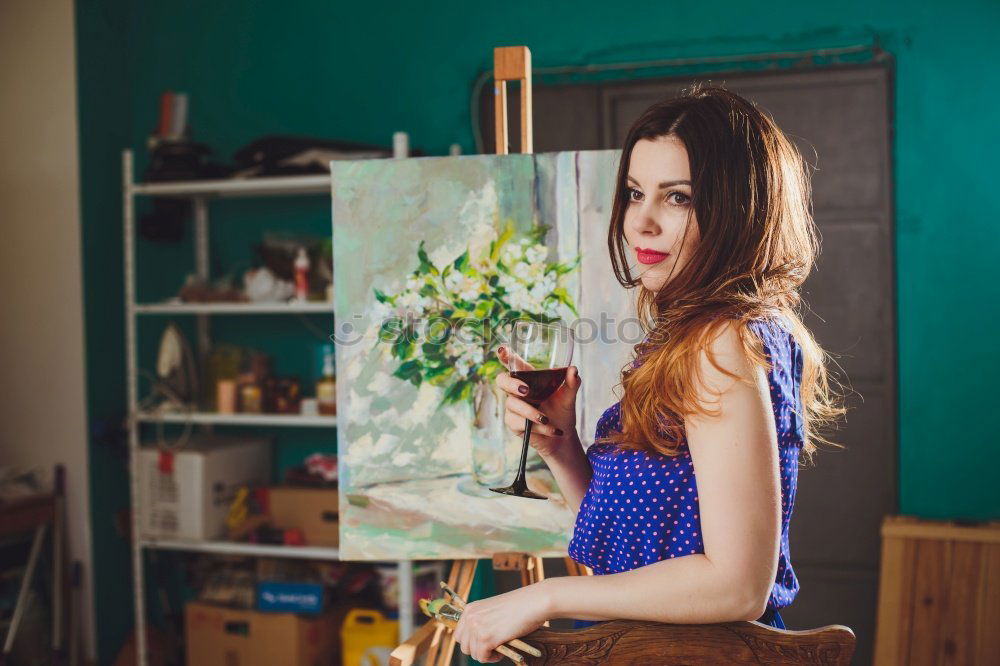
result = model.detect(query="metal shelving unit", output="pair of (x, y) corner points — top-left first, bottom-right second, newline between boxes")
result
(135, 301), (336, 315)
(136, 411), (338, 427)
(142, 538), (340, 560)
(122, 148), (414, 666)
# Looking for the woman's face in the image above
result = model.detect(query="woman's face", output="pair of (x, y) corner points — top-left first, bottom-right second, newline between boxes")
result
(623, 135), (700, 292)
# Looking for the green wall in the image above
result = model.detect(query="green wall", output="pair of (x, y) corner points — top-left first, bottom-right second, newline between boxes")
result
(75, 1), (999, 662)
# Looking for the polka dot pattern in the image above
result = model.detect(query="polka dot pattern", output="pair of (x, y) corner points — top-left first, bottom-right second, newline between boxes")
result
(568, 315), (805, 611)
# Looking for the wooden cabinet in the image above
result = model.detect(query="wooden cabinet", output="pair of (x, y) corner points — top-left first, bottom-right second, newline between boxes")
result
(874, 516), (1000, 664)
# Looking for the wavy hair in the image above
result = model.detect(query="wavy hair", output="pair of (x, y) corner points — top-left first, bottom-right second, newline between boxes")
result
(601, 84), (846, 462)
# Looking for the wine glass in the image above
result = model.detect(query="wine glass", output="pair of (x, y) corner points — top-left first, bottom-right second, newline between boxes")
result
(491, 320), (574, 500)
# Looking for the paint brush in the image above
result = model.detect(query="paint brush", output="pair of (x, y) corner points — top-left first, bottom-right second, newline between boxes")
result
(436, 582), (543, 658)
(434, 615), (525, 664)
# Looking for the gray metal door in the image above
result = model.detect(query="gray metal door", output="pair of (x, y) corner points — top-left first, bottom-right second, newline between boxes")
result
(483, 65), (897, 664)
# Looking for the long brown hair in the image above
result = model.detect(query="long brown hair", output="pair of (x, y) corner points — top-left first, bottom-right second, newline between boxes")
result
(603, 84), (845, 462)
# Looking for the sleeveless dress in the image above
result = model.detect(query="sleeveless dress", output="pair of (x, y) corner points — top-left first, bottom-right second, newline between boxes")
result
(567, 315), (804, 629)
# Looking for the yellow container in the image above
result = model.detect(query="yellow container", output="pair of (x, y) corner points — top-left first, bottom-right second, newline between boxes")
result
(340, 608), (400, 666)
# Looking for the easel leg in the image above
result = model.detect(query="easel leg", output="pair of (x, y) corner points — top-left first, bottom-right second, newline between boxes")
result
(493, 553), (548, 627)
(563, 556), (593, 577)
(427, 559), (478, 666)
(492, 552), (544, 587)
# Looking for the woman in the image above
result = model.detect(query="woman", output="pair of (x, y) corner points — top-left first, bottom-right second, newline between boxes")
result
(454, 84), (845, 663)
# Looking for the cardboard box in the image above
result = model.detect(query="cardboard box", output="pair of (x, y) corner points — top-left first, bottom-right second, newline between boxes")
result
(266, 487), (339, 547)
(138, 435), (271, 541)
(185, 601), (337, 666)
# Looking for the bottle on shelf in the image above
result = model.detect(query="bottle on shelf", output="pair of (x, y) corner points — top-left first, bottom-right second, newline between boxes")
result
(238, 372), (263, 413)
(294, 246), (310, 302)
(317, 344), (336, 416)
(238, 351), (271, 413)
(217, 379), (237, 414)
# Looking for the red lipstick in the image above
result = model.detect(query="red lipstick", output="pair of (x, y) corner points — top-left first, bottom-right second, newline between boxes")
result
(635, 247), (669, 265)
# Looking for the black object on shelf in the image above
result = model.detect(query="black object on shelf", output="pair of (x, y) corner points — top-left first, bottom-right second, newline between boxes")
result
(143, 139), (232, 182)
(140, 198), (190, 242)
(231, 135), (409, 177)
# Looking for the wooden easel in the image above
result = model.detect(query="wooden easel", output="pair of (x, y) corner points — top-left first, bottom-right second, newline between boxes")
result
(390, 46), (592, 666)
(493, 45), (533, 155)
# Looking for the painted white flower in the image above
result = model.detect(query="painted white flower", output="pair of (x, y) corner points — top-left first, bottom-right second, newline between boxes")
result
(501, 243), (522, 265)
(503, 282), (528, 308)
(498, 273), (518, 292)
(472, 251), (493, 272)
(405, 275), (423, 292)
(458, 181), (498, 257)
(444, 270), (465, 292)
(396, 290), (426, 316)
(468, 220), (498, 259)
(525, 262), (546, 283)
(512, 261), (533, 282)
(371, 298), (395, 322)
(506, 283), (542, 313)
(529, 282), (551, 302)
(445, 339), (464, 359)
(525, 244), (548, 264)
(533, 273), (556, 296)
(458, 276), (486, 302)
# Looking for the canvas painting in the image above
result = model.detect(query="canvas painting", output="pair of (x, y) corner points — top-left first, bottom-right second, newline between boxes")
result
(331, 150), (632, 560)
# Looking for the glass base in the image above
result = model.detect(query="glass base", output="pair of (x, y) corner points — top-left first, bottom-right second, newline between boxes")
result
(489, 484), (548, 500)
(456, 475), (506, 498)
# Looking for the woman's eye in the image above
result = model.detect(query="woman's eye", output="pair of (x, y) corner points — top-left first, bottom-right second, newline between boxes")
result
(627, 187), (643, 202)
(667, 192), (691, 206)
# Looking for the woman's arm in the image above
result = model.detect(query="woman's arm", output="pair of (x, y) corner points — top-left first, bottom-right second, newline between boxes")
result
(456, 321), (782, 661)
(545, 319), (782, 622)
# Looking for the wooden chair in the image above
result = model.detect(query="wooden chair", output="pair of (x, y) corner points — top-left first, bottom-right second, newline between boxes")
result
(390, 616), (856, 666)
(514, 620), (855, 665)
(389, 555), (854, 665)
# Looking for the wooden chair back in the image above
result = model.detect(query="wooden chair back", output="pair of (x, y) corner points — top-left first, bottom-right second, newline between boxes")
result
(521, 619), (856, 665)
(390, 617), (855, 666)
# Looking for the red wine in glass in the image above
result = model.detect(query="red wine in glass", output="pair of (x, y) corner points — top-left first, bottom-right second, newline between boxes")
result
(491, 321), (574, 500)
(510, 368), (568, 406)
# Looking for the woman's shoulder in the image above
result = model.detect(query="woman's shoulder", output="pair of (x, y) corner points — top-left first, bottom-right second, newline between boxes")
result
(744, 312), (800, 356)
(745, 311), (792, 336)
(744, 313), (805, 430)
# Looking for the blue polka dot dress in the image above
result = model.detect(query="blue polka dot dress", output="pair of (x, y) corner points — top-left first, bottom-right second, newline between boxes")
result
(567, 314), (804, 626)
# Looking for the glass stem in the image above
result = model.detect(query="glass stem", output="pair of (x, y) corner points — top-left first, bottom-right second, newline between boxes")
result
(511, 418), (532, 489)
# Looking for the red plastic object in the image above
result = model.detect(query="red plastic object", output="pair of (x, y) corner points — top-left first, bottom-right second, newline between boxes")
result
(157, 450), (175, 474)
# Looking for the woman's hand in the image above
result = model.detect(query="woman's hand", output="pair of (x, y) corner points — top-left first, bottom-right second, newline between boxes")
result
(453, 582), (551, 663)
(495, 345), (582, 459)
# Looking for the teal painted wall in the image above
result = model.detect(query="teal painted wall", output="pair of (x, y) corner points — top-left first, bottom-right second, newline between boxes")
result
(75, 1), (999, 662)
